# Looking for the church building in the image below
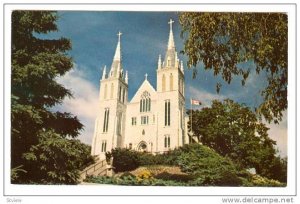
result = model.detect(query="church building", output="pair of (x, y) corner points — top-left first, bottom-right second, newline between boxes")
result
(91, 19), (188, 159)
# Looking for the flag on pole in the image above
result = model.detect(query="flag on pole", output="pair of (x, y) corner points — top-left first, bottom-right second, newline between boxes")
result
(191, 99), (202, 106)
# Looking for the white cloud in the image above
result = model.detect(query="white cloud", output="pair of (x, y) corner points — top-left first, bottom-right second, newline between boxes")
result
(188, 86), (226, 108)
(55, 65), (99, 145)
(264, 111), (288, 157)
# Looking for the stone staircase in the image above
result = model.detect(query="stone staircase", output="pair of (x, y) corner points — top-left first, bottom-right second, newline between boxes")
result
(79, 159), (113, 182)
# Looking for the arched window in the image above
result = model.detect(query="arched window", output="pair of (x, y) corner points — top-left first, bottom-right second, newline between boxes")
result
(104, 84), (107, 99)
(140, 91), (151, 112)
(170, 73), (173, 91)
(110, 83), (114, 99)
(162, 74), (166, 92)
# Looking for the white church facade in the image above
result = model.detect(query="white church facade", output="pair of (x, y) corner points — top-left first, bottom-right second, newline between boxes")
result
(91, 19), (189, 159)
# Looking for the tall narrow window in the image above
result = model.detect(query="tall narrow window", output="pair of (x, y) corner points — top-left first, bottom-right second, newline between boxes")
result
(164, 100), (170, 126)
(170, 73), (173, 91)
(162, 74), (166, 92)
(117, 113), (122, 135)
(122, 89), (126, 103)
(101, 140), (107, 152)
(164, 135), (170, 148)
(119, 86), (122, 101)
(110, 83), (114, 99)
(103, 108), (109, 132)
(103, 109), (107, 132)
(140, 99), (142, 112)
(104, 84), (107, 99)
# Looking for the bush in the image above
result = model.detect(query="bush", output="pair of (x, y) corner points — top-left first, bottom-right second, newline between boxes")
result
(176, 143), (242, 186)
(111, 148), (140, 172)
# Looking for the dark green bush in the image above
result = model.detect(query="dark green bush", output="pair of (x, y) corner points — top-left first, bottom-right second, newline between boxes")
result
(111, 148), (140, 172)
(176, 143), (242, 186)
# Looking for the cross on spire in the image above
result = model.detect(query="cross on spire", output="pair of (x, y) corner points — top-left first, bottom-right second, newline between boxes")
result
(168, 19), (174, 30)
(117, 31), (122, 42)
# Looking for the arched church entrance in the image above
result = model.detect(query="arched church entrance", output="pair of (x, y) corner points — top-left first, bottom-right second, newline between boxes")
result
(137, 141), (147, 152)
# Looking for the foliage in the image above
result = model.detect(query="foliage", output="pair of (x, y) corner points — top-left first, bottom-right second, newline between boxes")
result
(179, 12), (287, 123)
(84, 175), (187, 186)
(105, 151), (112, 164)
(11, 11), (94, 184)
(110, 148), (140, 172)
(188, 99), (286, 182)
(243, 175), (286, 187)
(136, 169), (153, 181)
(176, 143), (242, 186)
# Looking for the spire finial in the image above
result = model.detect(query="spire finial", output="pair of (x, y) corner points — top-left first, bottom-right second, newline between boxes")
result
(102, 65), (107, 80)
(117, 31), (122, 42)
(167, 19), (175, 50)
(145, 73), (148, 80)
(168, 19), (174, 31)
(110, 31), (123, 78)
(125, 70), (128, 84)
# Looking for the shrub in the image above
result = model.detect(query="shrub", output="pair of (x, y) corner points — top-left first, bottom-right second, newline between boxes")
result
(111, 148), (140, 172)
(176, 143), (242, 186)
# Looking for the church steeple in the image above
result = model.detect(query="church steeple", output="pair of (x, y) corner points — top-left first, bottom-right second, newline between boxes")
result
(167, 19), (175, 50)
(109, 31), (123, 78)
(163, 19), (178, 69)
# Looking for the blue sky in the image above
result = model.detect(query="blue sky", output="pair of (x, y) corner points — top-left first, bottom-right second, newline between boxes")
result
(50, 11), (287, 156)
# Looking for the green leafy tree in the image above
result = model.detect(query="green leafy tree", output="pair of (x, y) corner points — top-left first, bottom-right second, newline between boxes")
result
(11, 11), (94, 184)
(188, 99), (286, 182)
(179, 13), (287, 123)
(177, 144), (242, 186)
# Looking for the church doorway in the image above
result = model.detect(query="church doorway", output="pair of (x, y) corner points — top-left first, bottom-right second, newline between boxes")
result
(137, 141), (147, 152)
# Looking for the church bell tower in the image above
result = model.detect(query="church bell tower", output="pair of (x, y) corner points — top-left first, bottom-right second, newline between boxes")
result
(156, 19), (186, 150)
(91, 32), (128, 158)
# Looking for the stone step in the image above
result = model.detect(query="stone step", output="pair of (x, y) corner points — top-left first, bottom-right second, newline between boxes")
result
(79, 159), (107, 181)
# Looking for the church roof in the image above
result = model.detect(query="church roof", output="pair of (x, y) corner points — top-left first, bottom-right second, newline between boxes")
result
(130, 75), (156, 103)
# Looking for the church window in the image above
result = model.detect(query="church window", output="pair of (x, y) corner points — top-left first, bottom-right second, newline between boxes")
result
(164, 100), (170, 126)
(119, 86), (122, 101)
(104, 84), (107, 99)
(103, 108), (109, 132)
(140, 91), (151, 112)
(132, 117), (137, 126)
(110, 83), (114, 99)
(122, 88), (126, 103)
(101, 140), (107, 152)
(117, 113), (122, 135)
(170, 73), (174, 91)
(162, 74), (166, 92)
(164, 135), (170, 148)
(141, 116), (149, 125)
(153, 114), (155, 123)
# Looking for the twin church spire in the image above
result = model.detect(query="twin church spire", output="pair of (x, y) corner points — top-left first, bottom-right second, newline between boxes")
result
(101, 19), (183, 82)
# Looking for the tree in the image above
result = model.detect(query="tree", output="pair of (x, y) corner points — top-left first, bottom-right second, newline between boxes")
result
(188, 99), (286, 181)
(177, 143), (242, 186)
(179, 13), (287, 123)
(11, 11), (94, 184)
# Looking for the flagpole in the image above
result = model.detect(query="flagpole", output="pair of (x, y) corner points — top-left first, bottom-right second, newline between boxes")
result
(191, 98), (193, 143)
